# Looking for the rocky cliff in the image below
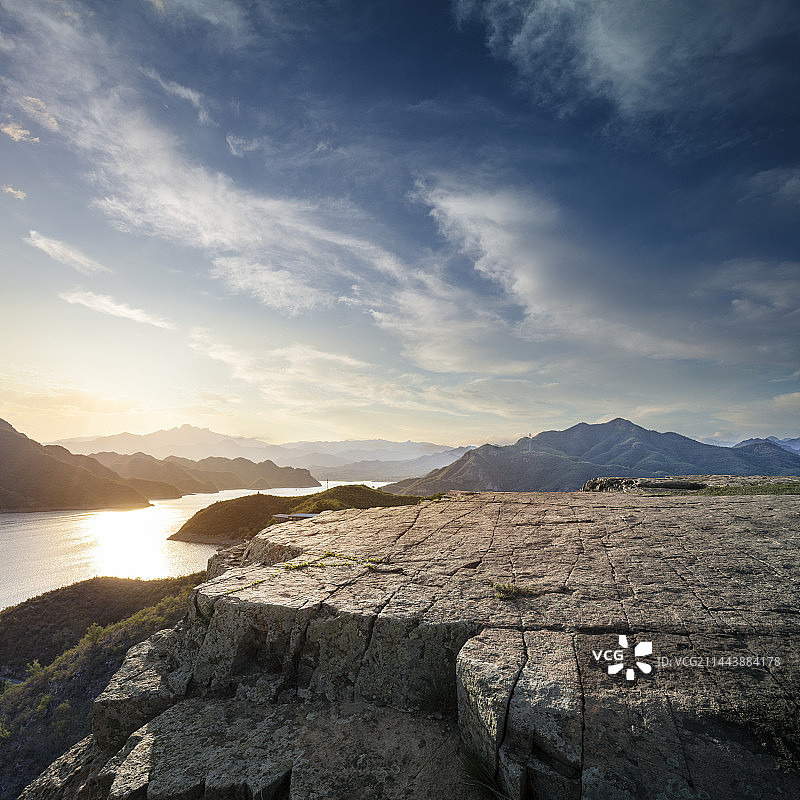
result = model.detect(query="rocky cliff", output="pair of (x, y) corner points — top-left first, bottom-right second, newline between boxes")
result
(22, 489), (800, 799)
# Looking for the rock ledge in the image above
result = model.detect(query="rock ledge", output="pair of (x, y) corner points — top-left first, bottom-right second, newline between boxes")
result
(23, 489), (800, 800)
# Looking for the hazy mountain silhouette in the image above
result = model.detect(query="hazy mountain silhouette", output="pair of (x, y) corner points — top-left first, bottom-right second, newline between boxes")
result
(386, 418), (800, 494)
(90, 452), (319, 492)
(54, 425), (458, 468)
(735, 436), (800, 454)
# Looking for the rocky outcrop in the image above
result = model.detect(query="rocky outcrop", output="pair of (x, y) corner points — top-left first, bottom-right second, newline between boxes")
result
(23, 490), (800, 799)
(582, 474), (800, 492)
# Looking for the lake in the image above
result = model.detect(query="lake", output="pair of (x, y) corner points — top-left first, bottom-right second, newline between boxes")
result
(0, 481), (387, 611)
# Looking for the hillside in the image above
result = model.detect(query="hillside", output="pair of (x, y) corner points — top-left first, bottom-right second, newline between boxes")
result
(385, 418), (800, 494)
(0, 573), (204, 800)
(0, 575), (204, 679)
(169, 484), (424, 543)
(0, 420), (150, 511)
(166, 455), (320, 489)
(735, 436), (800, 453)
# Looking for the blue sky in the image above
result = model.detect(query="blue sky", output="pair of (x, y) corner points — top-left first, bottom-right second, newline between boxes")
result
(1, 0), (799, 445)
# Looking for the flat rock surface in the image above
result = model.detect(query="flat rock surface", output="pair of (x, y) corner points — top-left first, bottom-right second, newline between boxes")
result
(24, 491), (800, 800)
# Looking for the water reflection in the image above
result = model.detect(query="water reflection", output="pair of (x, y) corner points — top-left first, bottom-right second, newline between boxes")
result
(85, 505), (180, 579)
(0, 490), (251, 610)
(0, 481), (388, 610)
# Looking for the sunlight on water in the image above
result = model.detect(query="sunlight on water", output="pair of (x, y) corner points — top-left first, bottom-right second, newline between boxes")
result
(85, 505), (183, 580)
(0, 482), (389, 611)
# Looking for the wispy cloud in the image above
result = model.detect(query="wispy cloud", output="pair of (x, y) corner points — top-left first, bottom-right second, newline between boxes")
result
(1, 118), (38, 143)
(19, 95), (58, 131)
(60, 290), (175, 329)
(0, 5), (406, 314)
(142, 67), (213, 125)
(749, 168), (800, 207)
(188, 328), (542, 423)
(24, 230), (111, 275)
(457, 0), (800, 125)
(144, 0), (254, 47)
(226, 134), (268, 157)
(417, 177), (800, 368)
(2, 185), (26, 200)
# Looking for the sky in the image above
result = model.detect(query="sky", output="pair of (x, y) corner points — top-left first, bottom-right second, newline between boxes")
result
(1, 0), (799, 446)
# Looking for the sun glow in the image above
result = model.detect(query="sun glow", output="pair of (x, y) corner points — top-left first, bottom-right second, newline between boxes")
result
(82, 504), (190, 580)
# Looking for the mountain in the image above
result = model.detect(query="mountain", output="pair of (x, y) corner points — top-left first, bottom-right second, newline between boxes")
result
(53, 426), (460, 468)
(89, 452), (219, 494)
(306, 446), (474, 481)
(385, 418), (800, 495)
(90, 452), (319, 493)
(165, 455), (320, 490)
(0, 419), (151, 511)
(52, 425), (278, 462)
(735, 436), (800, 454)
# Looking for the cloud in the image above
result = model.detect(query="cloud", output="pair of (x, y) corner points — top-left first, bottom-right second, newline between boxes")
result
(226, 134), (269, 157)
(712, 391), (800, 435)
(417, 180), (716, 361)
(1, 118), (38, 142)
(2, 185), (26, 200)
(60, 290), (176, 329)
(24, 230), (111, 275)
(188, 328), (543, 423)
(210, 257), (328, 312)
(368, 270), (538, 375)
(142, 67), (213, 125)
(457, 0), (800, 123)
(144, 0), (253, 46)
(0, 5), (409, 314)
(19, 95), (58, 131)
(749, 167), (800, 207)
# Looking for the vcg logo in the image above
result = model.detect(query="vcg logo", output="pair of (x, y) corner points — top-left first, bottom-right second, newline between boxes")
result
(592, 635), (653, 681)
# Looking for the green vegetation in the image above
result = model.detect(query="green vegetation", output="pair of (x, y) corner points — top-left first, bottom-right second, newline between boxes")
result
(0, 575), (203, 800)
(492, 582), (539, 601)
(170, 484), (425, 543)
(492, 582), (569, 601)
(0, 574), (204, 678)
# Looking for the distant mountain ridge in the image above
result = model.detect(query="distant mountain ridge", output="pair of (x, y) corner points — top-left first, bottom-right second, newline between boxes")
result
(90, 453), (320, 493)
(385, 418), (800, 495)
(306, 446), (475, 481)
(53, 425), (460, 468)
(735, 436), (800, 454)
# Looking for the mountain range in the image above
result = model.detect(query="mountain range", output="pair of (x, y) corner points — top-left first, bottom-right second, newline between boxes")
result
(385, 418), (800, 494)
(0, 419), (318, 512)
(90, 452), (319, 494)
(53, 426), (461, 467)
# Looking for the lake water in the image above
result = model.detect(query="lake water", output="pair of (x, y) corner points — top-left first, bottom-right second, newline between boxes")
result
(0, 481), (387, 611)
